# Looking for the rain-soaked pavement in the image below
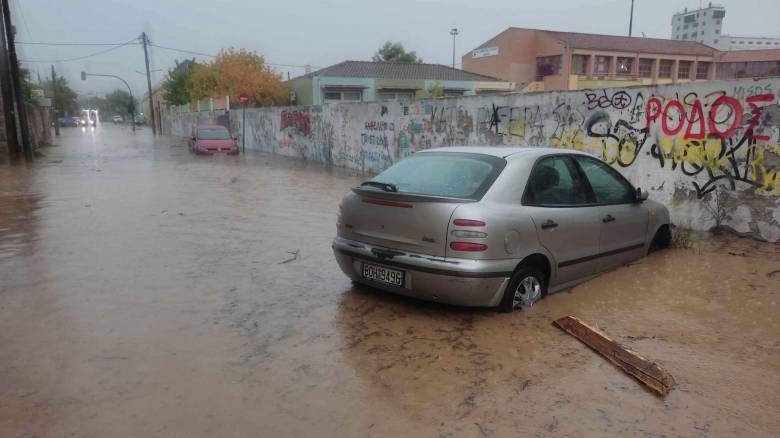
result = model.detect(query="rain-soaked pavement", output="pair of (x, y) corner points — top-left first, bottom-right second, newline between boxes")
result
(1, 125), (779, 437)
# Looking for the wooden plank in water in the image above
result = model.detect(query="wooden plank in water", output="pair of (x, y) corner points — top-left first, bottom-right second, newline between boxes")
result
(553, 315), (676, 397)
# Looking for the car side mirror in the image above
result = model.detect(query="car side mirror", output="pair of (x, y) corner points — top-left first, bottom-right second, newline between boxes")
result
(636, 187), (649, 202)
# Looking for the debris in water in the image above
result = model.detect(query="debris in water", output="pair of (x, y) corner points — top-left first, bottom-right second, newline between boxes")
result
(278, 250), (300, 264)
(553, 315), (676, 397)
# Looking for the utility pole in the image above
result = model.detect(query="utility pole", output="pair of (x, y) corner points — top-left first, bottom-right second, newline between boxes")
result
(1, 0), (33, 161)
(141, 32), (156, 135)
(629, 0), (635, 37)
(450, 28), (459, 69)
(51, 65), (59, 136)
(0, 0), (20, 160)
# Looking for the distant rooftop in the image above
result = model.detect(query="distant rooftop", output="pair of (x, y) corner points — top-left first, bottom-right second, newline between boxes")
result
(301, 60), (504, 82)
(540, 29), (717, 56)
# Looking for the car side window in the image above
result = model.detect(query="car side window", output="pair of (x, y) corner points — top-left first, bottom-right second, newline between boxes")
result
(574, 157), (635, 204)
(523, 156), (589, 206)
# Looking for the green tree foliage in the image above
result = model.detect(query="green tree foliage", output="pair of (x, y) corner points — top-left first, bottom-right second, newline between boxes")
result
(77, 90), (137, 119)
(162, 59), (196, 106)
(104, 90), (137, 117)
(19, 66), (35, 103)
(43, 76), (79, 116)
(426, 82), (444, 97)
(372, 42), (423, 63)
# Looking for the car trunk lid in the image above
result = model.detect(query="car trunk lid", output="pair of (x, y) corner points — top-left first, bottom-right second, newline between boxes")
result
(339, 188), (472, 257)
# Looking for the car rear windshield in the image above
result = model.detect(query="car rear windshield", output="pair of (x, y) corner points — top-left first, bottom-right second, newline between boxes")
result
(199, 128), (231, 140)
(369, 152), (506, 199)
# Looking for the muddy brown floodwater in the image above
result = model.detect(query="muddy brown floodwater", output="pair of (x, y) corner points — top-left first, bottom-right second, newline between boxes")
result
(1, 125), (778, 437)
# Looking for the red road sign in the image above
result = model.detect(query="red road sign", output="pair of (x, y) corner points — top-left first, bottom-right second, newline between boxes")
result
(239, 93), (250, 103)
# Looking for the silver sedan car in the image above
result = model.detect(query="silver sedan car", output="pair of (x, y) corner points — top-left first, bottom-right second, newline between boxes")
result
(333, 147), (671, 312)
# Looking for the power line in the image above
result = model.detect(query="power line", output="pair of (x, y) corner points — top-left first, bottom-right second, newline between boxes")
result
(18, 38), (139, 63)
(17, 38), (316, 70)
(149, 43), (317, 69)
(17, 41), (138, 46)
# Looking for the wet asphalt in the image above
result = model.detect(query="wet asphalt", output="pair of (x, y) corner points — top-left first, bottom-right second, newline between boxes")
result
(0, 125), (778, 437)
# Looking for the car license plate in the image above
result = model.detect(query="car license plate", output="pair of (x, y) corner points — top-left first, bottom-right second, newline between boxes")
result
(362, 263), (405, 287)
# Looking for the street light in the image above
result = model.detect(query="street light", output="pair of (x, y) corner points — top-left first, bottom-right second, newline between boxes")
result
(81, 71), (136, 132)
(450, 28), (460, 69)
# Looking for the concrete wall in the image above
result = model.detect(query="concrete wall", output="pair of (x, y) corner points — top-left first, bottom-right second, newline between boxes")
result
(163, 78), (780, 242)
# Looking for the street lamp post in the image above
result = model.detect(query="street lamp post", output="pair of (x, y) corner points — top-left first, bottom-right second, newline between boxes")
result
(450, 28), (459, 69)
(81, 71), (136, 132)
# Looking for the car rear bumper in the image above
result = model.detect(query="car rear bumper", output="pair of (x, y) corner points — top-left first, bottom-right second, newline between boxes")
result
(332, 236), (514, 307)
(194, 147), (239, 155)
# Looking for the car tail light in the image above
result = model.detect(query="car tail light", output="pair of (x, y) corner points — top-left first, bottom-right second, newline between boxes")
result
(449, 242), (488, 252)
(453, 219), (485, 227)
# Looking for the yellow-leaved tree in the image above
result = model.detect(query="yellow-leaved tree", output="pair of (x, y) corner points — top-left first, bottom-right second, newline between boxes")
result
(187, 48), (288, 107)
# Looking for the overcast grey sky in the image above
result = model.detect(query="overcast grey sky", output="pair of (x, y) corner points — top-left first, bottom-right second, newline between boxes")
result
(10, 0), (780, 97)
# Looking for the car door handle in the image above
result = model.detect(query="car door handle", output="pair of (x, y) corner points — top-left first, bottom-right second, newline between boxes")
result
(541, 219), (558, 230)
(602, 214), (616, 223)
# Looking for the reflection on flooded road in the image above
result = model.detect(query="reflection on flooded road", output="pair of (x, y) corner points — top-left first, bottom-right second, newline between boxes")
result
(1, 126), (778, 437)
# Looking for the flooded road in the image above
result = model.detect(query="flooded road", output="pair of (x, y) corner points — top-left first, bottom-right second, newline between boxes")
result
(1, 125), (778, 437)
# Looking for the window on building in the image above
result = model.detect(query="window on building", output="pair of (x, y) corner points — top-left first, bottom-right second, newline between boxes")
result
(322, 89), (363, 104)
(638, 59), (654, 78)
(693, 22), (698, 27)
(535, 55), (562, 78)
(616, 57), (634, 76)
(696, 62), (710, 79)
(756, 41), (763, 45)
(716, 19), (721, 24)
(748, 41), (754, 44)
(678, 61), (692, 79)
(715, 29), (719, 34)
(683, 24), (689, 29)
(717, 61), (780, 79)
(571, 55), (588, 76)
(659, 60), (674, 78)
(714, 39), (719, 44)
(682, 33), (688, 39)
(378, 90), (415, 102)
(594, 56), (611, 76)
(691, 32), (698, 37)
(739, 41), (744, 44)
(443, 89), (466, 97)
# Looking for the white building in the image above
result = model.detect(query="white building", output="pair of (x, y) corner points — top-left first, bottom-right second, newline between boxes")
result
(671, 3), (780, 51)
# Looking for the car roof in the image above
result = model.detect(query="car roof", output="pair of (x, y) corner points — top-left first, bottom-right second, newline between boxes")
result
(417, 146), (595, 159)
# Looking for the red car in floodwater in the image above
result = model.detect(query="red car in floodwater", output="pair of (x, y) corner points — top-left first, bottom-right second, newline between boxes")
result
(189, 124), (239, 155)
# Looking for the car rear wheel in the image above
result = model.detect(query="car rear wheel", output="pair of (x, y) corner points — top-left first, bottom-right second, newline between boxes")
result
(499, 266), (546, 313)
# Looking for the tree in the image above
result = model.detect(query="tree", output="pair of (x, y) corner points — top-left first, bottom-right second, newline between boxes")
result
(372, 42), (423, 63)
(19, 66), (35, 103)
(104, 89), (137, 117)
(187, 48), (288, 107)
(425, 82), (444, 97)
(162, 59), (196, 106)
(43, 76), (79, 116)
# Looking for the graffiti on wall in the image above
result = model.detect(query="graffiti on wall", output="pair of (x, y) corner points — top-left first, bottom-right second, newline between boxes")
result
(163, 78), (780, 241)
(281, 109), (311, 136)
